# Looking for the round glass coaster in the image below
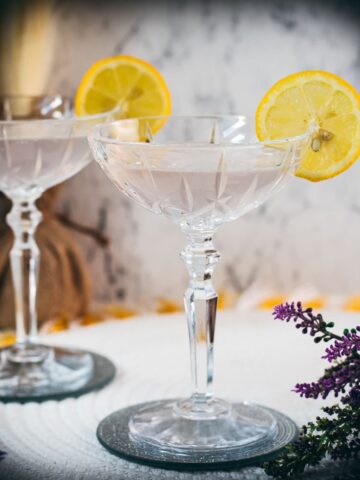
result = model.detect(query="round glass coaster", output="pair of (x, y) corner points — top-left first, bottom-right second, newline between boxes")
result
(97, 399), (298, 471)
(0, 346), (116, 403)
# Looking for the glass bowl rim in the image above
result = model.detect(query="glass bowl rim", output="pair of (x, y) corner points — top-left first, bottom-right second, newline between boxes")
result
(90, 114), (310, 150)
(0, 94), (121, 125)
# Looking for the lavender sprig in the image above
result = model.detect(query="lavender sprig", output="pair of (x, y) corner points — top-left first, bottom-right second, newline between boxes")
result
(323, 328), (360, 362)
(294, 352), (360, 400)
(273, 301), (342, 342)
(263, 302), (360, 479)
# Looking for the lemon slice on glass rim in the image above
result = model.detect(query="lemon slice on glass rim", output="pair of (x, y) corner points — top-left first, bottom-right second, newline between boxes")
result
(75, 55), (171, 135)
(256, 70), (360, 181)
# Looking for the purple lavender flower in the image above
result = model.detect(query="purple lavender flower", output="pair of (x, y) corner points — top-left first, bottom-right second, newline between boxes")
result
(273, 302), (360, 402)
(293, 356), (360, 400)
(273, 301), (306, 322)
(265, 303), (360, 478)
(273, 301), (341, 342)
(323, 329), (360, 362)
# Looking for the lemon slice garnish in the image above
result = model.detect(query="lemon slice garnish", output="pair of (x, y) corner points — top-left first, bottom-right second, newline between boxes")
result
(75, 55), (171, 134)
(256, 70), (360, 181)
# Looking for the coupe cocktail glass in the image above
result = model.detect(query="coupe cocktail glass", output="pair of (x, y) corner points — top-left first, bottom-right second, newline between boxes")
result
(90, 115), (309, 462)
(0, 95), (116, 400)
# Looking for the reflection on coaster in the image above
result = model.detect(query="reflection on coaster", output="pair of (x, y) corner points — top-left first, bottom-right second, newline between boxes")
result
(97, 399), (298, 471)
(0, 349), (116, 403)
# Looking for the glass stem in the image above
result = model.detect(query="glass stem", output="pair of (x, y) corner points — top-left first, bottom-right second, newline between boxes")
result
(181, 227), (220, 408)
(7, 198), (42, 354)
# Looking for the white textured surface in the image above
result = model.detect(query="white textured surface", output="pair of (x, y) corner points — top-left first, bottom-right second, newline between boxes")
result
(47, 1), (360, 305)
(1, 309), (359, 479)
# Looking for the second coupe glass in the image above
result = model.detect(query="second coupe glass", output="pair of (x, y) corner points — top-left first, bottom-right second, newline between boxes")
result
(0, 95), (117, 401)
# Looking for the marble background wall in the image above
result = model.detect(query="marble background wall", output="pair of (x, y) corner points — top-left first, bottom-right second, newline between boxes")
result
(50, 0), (360, 306)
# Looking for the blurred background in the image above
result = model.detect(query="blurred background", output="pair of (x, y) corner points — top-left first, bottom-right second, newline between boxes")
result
(1, 0), (360, 322)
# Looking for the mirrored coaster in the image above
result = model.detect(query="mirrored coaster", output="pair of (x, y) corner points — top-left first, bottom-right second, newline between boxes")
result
(97, 399), (298, 471)
(0, 347), (116, 403)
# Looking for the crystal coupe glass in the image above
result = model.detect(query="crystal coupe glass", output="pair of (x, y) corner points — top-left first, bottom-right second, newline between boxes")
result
(90, 115), (309, 465)
(0, 95), (116, 401)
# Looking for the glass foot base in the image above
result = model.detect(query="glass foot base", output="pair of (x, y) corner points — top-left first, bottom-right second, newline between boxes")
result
(130, 397), (277, 451)
(0, 345), (116, 403)
(97, 399), (298, 469)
